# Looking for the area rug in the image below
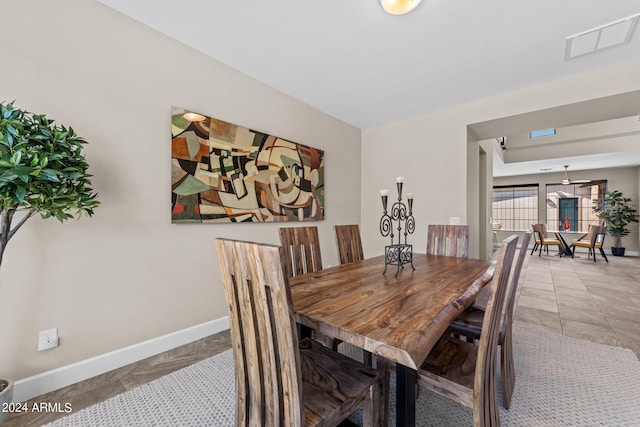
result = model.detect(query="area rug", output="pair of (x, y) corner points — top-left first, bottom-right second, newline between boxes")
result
(46, 326), (640, 426)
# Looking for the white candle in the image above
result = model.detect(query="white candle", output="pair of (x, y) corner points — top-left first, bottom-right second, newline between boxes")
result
(380, 189), (389, 197)
(407, 193), (414, 199)
(396, 176), (404, 183)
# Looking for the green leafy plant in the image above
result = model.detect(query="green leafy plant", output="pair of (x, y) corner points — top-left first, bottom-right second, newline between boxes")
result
(592, 190), (639, 248)
(0, 101), (99, 268)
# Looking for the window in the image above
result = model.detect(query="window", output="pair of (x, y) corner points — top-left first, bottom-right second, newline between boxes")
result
(529, 128), (556, 138)
(546, 181), (606, 232)
(492, 185), (539, 231)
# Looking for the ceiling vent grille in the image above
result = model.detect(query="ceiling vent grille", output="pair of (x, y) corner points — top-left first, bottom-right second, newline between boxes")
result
(565, 13), (640, 60)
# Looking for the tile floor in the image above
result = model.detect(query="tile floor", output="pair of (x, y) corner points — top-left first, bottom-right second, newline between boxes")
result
(514, 248), (640, 357)
(5, 248), (639, 426)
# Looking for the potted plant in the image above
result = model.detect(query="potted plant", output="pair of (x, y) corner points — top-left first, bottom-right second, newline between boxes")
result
(0, 101), (99, 416)
(592, 189), (639, 257)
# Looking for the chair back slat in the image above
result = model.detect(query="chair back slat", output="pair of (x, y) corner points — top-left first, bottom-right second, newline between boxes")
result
(335, 224), (364, 264)
(216, 239), (303, 426)
(502, 230), (532, 333)
(279, 226), (323, 278)
(426, 224), (469, 258)
(474, 234), (518, 426)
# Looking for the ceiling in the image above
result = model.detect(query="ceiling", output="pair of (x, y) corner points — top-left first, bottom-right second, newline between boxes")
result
(98, 0), (640, 174)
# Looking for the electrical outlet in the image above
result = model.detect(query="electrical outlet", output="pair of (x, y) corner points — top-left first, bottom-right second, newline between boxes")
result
(38, 328), (59, 351)
(449, 216), (460, 225)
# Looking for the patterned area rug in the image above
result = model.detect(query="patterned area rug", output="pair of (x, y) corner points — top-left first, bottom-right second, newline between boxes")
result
(46, 326), (640, 426)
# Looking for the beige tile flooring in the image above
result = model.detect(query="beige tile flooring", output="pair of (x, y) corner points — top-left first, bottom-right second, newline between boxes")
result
(5, 248), (639, 426)
(514, 249), (640, 357)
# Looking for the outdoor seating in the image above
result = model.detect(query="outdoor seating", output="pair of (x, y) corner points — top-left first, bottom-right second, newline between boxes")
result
(530, 224), (562, 256)
(571, 225), (608, 262)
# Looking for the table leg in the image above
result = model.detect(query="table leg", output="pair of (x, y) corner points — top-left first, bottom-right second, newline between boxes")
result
(396, 363), (416, 427)
(297, 323), (312, 340)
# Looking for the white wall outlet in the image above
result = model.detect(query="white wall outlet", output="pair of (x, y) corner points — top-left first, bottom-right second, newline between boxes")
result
(449, 216), (460, 225)
(38, 328), (59, 351)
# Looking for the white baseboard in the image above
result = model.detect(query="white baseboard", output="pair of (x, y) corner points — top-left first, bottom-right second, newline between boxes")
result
(13, 316), (230, 403)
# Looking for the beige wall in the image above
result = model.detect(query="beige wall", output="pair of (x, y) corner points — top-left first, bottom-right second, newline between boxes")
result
(361, 62), (640, 258)
(494, 166), (640, 252)
(0, 0), (361, 381)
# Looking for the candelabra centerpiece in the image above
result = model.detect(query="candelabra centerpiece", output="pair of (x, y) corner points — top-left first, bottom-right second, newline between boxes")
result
(380, 177), (415, 276)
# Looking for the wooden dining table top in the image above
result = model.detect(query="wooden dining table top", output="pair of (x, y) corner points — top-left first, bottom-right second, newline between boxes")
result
(290, 253), (496, 370)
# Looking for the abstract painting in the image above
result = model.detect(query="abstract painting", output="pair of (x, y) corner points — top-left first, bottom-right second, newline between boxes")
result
(171, 107), (325, 223)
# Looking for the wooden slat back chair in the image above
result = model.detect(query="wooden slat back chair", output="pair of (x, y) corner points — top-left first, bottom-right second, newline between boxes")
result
(571, 225), (609, 263)
(279, 226), (323, 279)
(447, 231), (532, 409)
(418, 234), (518, 427)
(334, 225), (364, 265)
(426, 224), (469, 258)
(333, 224), (373, 366)
(279, 226), (337, 349)
(530, 224), (562, 257)
(216, 239), (386, 427)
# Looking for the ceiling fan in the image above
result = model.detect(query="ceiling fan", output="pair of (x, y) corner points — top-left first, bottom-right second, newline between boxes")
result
(561, 165), (591, 185)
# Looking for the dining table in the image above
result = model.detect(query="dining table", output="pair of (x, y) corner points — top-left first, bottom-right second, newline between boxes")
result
(289, 253), (496, 427)
(552, 231), (578, 257)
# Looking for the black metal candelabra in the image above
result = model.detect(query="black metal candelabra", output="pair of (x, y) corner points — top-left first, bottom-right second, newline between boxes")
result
(379, 177), (415, 276)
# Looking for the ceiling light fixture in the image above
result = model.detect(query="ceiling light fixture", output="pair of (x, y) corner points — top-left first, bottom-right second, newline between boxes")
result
(562, 165), (571, 185)
(562, 165), (592, 185)
(379, 0), (422, 15)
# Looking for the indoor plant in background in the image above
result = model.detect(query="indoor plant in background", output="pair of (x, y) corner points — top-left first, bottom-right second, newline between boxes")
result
(0, 101), (99, 419)
(593, 189), (639, 257)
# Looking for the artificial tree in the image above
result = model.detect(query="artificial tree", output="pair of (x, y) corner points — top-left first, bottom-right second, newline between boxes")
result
(0, 101), (99, 268)
(0, 101), (99, 403)
(592, 189), (639, 256)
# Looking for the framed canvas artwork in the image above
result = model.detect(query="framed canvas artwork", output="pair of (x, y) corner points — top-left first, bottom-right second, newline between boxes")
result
(171, 107), (325, 223)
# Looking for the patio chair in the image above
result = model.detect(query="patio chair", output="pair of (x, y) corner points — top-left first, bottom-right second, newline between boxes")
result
(571, 225), (608, 263)
(531, 224), (562, 256)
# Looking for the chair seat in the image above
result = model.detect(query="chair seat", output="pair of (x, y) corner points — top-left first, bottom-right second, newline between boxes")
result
(418, 335), (478, 408)
(540, 239), (561, 245)
(572, 241), (602, 249)
(449, 308), (506, 344)
(301, 338), (384, 427)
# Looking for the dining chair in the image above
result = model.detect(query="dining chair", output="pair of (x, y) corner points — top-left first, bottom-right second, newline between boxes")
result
(447, 230), (532, 409)
(333, 224), (373, 365)
(571, 225), (609, 263)
(216, 238), (386, 427)
(279, 226), (323, 278)
(334, 224), (365, 265)
(426, 224), (469, 258)
(417, 234), (518, 426)
(530, 224), (562, 257)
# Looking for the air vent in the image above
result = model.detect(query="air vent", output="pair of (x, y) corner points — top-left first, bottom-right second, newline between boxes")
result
(565, 13), (640, 60)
